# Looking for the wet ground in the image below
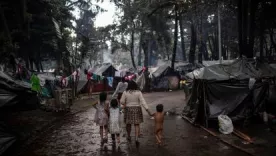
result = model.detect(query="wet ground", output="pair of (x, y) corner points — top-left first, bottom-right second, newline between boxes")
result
(18, 91), (250, 156)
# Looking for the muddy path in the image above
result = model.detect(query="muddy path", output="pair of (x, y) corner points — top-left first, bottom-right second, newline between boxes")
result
(17, 91), (250, 156)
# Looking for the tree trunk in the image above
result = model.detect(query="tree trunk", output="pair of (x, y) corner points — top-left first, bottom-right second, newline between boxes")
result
(202, 42), (209, 60)
(130, 26), (136, 69)
(171, 5), (178, 69)
(179, 12), (186, 61)
(210, 35), (217, 60)
(138, 33), (143, 66)
(189, 22), (196, 64)
(242, 0), (248, 57)
(198, 13), (203, 63)
(270, 29), (276, 56)
(238, 0), (243, 57)
(142, 37), (149, 67)
(208, 36), (214, 59)
(0, 5), (12, 46)
(248, 0), (257, 58)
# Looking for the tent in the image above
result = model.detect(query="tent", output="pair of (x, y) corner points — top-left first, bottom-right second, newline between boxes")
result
(79, 64), (118, 93)
(0, 71), (39, 110)
(182, 59), (276, 127)
(151, 65), (180, 91)
(94, 63), (117, 77)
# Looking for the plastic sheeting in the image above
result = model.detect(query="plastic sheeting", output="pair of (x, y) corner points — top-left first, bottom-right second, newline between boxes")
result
(0, 123), (16, 155)
(182, 79), (270, 126)
(0, 71), (38, 109)
(186, 59), (276, 80)
(182, 80), (276, 127)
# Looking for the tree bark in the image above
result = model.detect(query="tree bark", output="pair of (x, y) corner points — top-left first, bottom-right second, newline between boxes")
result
(238, 0), (243, 57)
(208, 36), (214, 59)
(138, 33), (143, 66)
(198, 13), (203, 63)
(179, 12), (186, 61)
(130, 24), (136, 69)
(189, 22), (196, 64)
(242, 0), (248, 57)
(248, 0), (257, 58)
(171, 5), (178, 69)
(142, 36), (149, 67)
(269, 29), (276, 56)
(0, 5), (12, 46)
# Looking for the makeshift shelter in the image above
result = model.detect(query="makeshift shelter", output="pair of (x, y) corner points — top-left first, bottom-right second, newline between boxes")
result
(182, 59), (276, 127)
(94, 63), (117, 77)
(0, 71), (39, 110)
(93, 64), (117, 92)
(151, 65), (180, 91)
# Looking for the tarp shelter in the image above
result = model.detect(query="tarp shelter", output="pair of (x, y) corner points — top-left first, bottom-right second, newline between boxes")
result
(151, 65), (180, 91)
(0, 71), (39, 110)
(175, 63), (204, 76)
(182, 59), (276, 127)
(94, 63), (117, 77)
(93, 64), (117, 92)
(0, 122), (16, 155)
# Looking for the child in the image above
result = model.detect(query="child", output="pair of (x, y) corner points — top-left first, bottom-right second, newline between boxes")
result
(109, 99), (121, 144)
(152, 104), (165, 146)
(94, 92), (109, 144)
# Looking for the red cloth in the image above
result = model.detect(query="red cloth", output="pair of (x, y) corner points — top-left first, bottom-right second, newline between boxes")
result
(87, 72), (92, 80)
(17, 64), (22, 74)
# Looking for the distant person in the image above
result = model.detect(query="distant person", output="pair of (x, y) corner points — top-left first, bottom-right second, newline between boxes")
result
(112, 78), (128, 101)
(143, 67), (151, 92)
(151, 104), (165, 146)
(84, 69), (93, 98)
(120, 80), (152, 143)
(94, 92), (109, 144)
(109, 99), (121, 145)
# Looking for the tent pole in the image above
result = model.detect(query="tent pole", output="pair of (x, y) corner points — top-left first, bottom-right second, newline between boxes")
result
(218, 2), (222, 64)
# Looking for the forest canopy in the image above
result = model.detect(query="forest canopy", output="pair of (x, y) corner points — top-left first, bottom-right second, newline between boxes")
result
(1, 0), (276, 73)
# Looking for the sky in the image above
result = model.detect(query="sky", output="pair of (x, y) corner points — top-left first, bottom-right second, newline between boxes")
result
(94, 1), (116, 27)
(72, 0), (116, 28)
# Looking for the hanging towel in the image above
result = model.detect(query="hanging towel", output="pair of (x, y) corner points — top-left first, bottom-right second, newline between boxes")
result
(93, 73), (98, 80)
(31, 74), (41, 92)
(107, 77), (113, 87)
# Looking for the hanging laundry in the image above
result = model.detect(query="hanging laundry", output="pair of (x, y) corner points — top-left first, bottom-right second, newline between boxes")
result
(115, 71), (121, 77)
(31, 74), (41, 92)
(107, 77), (113, 87)
(93, 73), (98, 80)
(61, 76), (68, 88)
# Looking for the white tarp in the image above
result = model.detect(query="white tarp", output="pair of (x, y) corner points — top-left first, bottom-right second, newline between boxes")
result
(136, 73), (146, 90)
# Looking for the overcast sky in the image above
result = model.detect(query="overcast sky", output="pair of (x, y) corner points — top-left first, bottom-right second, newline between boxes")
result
(94, 1), (116, 27)
(72, 0), (116, 28)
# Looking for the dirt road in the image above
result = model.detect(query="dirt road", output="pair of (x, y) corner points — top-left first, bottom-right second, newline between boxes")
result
(18, 91), (249, 156)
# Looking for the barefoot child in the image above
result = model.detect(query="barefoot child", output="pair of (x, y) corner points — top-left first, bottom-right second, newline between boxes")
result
(109, 99), (121, 144)
(152, 104), (165, 145)
(94, 92), (109, 144)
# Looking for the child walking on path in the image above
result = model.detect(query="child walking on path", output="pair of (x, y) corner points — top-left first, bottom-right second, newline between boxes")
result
(152, 104), (165, 146)
(94, 92), (109, 144)
(109, 99), (121, 144)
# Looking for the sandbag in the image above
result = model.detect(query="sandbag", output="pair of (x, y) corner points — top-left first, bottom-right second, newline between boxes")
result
(218, 115), (234, 134)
